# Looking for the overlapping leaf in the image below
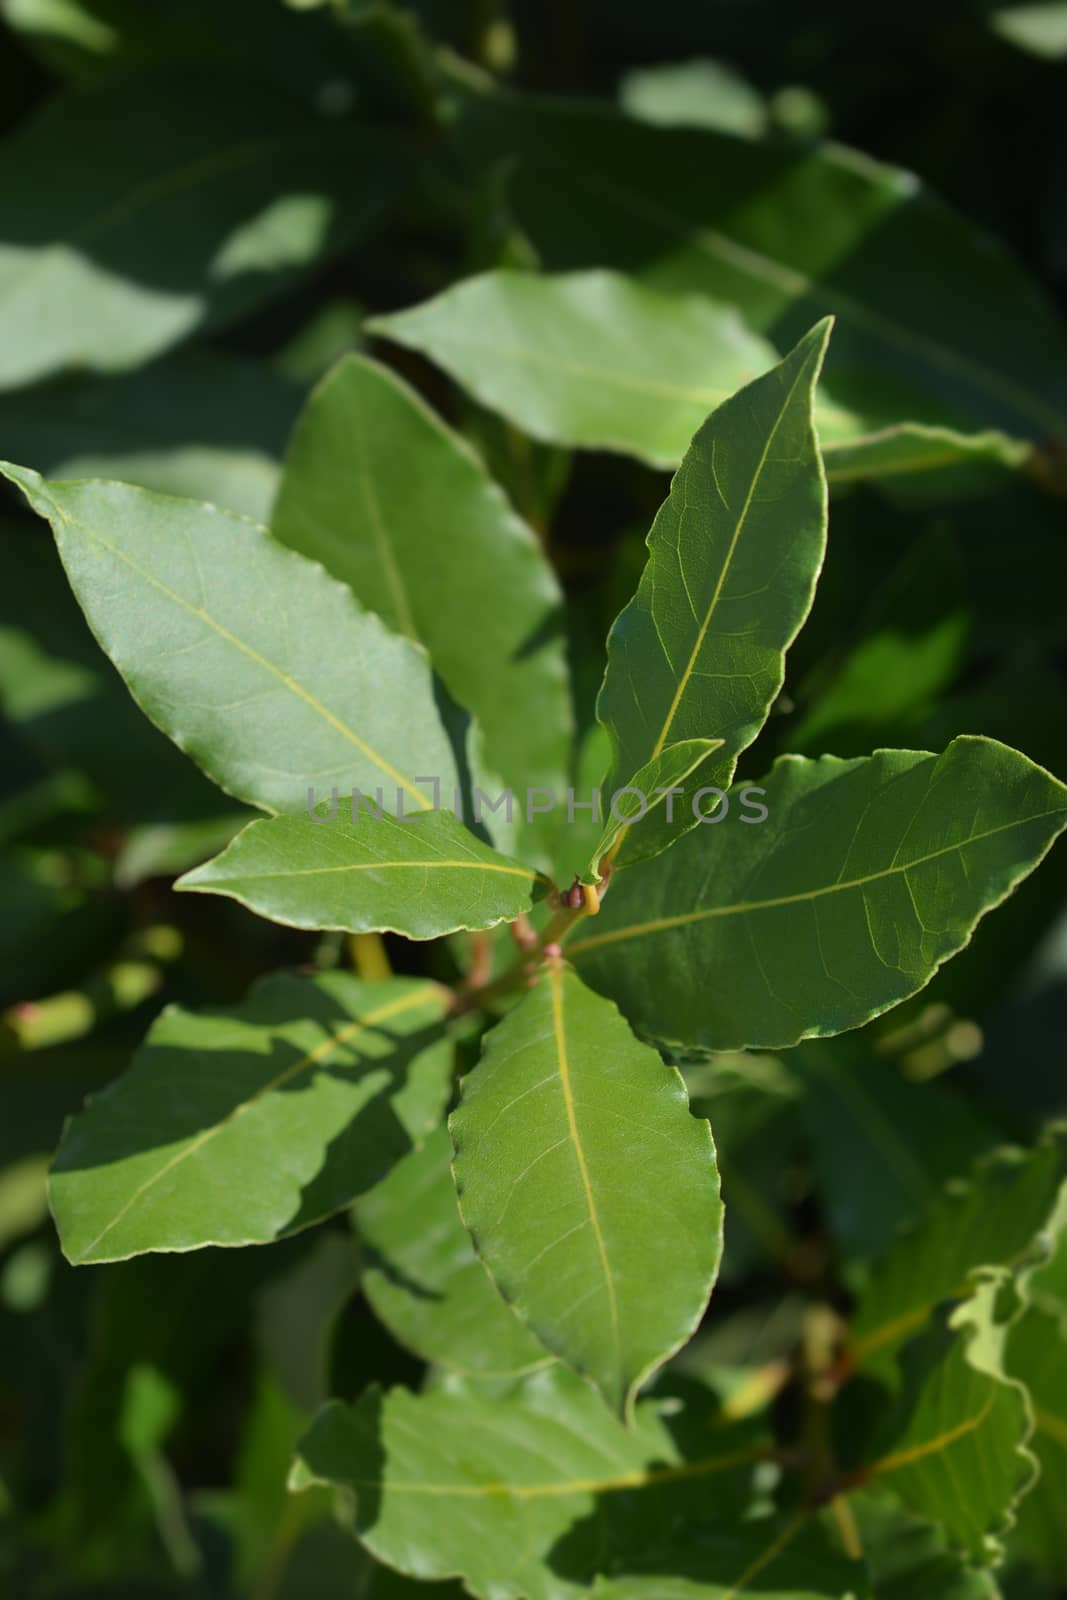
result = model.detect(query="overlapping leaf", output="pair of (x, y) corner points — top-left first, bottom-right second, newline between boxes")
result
(354, 1124), (553, 1379)
(0, 466), (460, 819)
(584, 738), (722, 880)
(857, 1279), (1035, 1563)
(850, 1494), (1002, 1599)
(49, 973), (451, 1262)
(450, 965), (722, 1417)
(849, 1126), (1067, 1382)
(455, 75), (1067, 444)
(568, 737), (1067, 1051)
(374, 271), (1027, 494)
(271, 355), (570, 856)
(0, 349), (301, 519)
(1005, 1230), (1067, 1580)
(291, 1364), (769, 1600)
(177, 807), (545, 938)
(595, 319), (830, 846)
(589, 1521), (867, 1600)
(0, 70), (402, 389)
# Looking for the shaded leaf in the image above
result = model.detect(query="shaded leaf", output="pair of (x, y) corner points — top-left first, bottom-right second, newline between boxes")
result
(793, 1038), (999, 1266)
(0, 70), (402, 389)
(270, 354), (570, 857)
(851, 1493), (1002, 1598)
(455, 77), (1067, 443)
(49, 973), (451, 1262)
(292, 1364), (767, 1600)
(568, 737), (1067, 1051)
(450, 965), (722, 1417)
(859, 1279), (1035, 1563)
(0, 349), (301, 520)
(177, 806), (545, 939)
(1004, 1235), (1067, 1581)
(354, 1124), (553, 1379)
(590, 1518), (867, 1597)
(849, 1127), (1067, 1381)
(1, 465), (460, 818)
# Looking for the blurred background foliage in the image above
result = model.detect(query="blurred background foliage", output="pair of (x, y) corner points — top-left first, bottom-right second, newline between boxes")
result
(1, 1), (1066, 1594)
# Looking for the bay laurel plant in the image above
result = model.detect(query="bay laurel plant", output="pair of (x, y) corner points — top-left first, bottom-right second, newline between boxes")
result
(4, 297), (1067, 1598)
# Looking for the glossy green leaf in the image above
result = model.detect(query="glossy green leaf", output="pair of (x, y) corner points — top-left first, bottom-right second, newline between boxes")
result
(568, 737), (1067, 1051)
(0, 350), (301, 520)
(291, 1364), (768, 1600)
(585, 737), (722, 880)
(859, 1279), (1035, 1563)
(270, 354), (570, 856)
(849, 1128), (1067, 1381)
(455, 76), (1067, 444)
(354, 1124), (554, 1379)
(374, 271), (1027, 492)
(0, 70), (402, 390)
(177, 805), (545, 938)
(596, 320), (830, 849)
(0, 465), (461, 818)
(450, 965), (722, 1417)
(49, 973), (451, 1263)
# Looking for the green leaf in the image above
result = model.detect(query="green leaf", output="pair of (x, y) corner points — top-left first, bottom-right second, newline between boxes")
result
(568, 737), (1067, 1051)
(449, 965), (722, 1417)
(858, 1278), (1035, 1563)
(596, 319), (830, 851)
(0, 349), (302, 520)
(454, 77), (1067, 443)
(619, 59), (769, 137)
(1002, 1228), (1067, 1580)
(0, 70), (402, 390)
(49, 973), (451, 1262)
(291, 1364), (768, 1600)
(354, 1124), (554, 1379)
(0, 465), (461, 818)
(270, 354), (571, 856)
(851, 1494), (1002, 1599)
(992, 4), (1067, 59)
(848, 1128), (1067, 1382)
(1005, 1299), (1067, 1580)
(589, 1519), (867, 1598)
(373, 272), (1027, 493)
(792, 1038), (999, 1267)
(177, 806), (545, 938)
(584, 737), (723, 880)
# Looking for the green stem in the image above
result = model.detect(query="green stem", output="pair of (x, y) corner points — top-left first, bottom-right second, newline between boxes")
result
(452, 901), (588, 1015)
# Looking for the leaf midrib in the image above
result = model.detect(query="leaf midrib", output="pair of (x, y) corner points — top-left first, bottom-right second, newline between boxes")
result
(548, 965), (622, 1376)
(352, 1440), (761, 1498)
(209, 858), (538, 881)
(647, 343), (815, 762)
(52, 500), (433, 810)
(568, 806), (1067, 957)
